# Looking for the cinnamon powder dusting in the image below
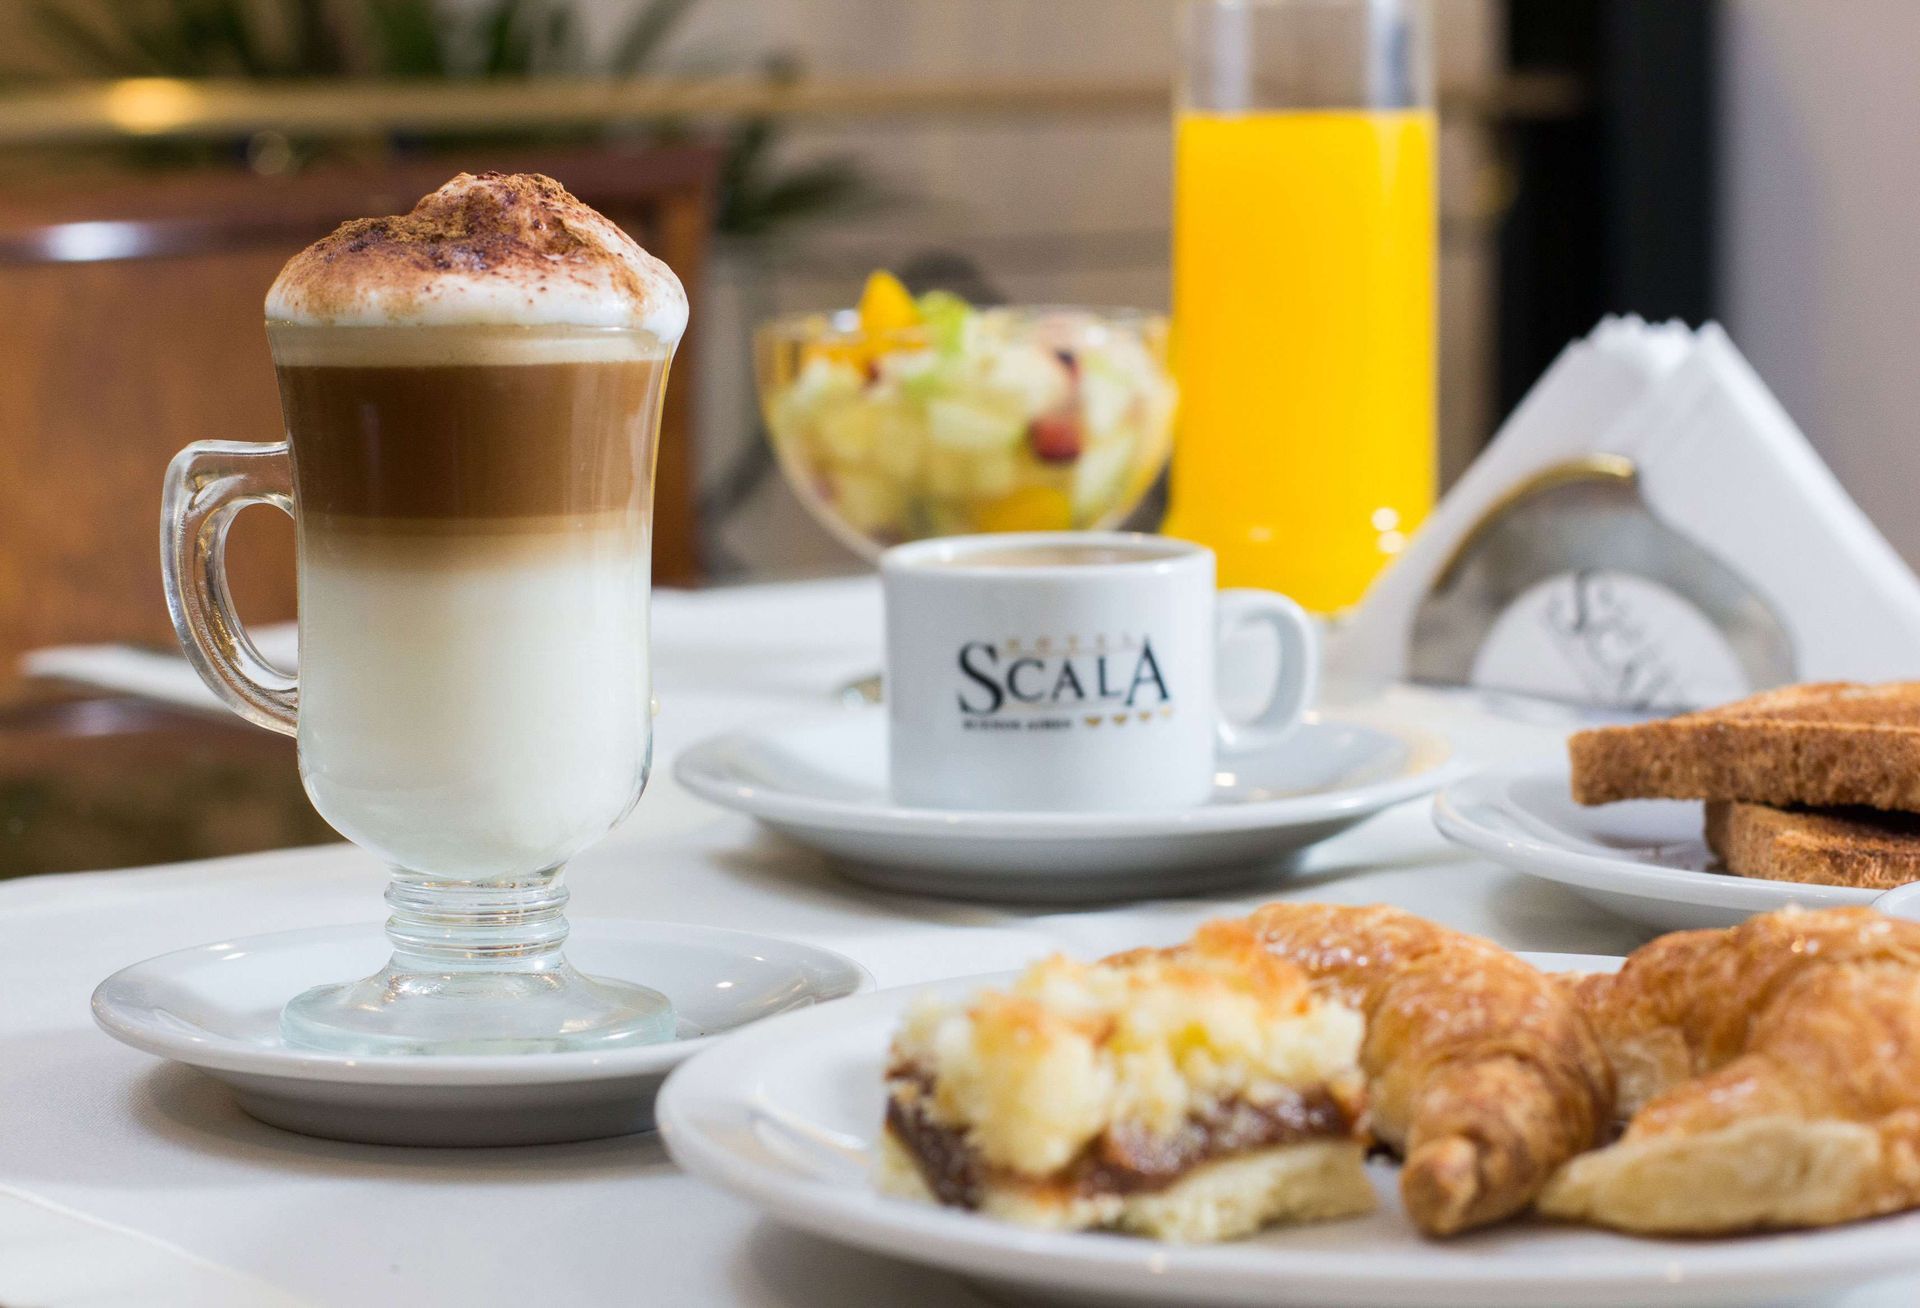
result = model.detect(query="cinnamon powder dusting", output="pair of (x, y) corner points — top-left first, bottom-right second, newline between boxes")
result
(266, 171), (687, 337)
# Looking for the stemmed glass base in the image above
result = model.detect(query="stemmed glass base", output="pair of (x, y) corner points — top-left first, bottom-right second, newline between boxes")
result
(279, 865), (674, 1056)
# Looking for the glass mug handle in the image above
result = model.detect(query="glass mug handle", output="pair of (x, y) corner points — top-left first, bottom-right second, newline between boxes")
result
(159, 440), (298, 736)
(1214, 589), (1320, 755)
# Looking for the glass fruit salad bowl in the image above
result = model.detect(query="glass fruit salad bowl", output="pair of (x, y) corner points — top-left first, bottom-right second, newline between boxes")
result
(756, 273), (1177, 559)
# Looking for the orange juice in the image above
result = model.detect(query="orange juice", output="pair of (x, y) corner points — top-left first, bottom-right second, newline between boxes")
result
(1164, 109), (1436, 612)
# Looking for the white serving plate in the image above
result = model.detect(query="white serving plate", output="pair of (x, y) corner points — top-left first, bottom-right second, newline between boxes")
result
(657, 954), (1920, 1308)
(1432, 763), (1883, 930)
(673, 708), (1457, 903)
(93, 920), (871, 1146)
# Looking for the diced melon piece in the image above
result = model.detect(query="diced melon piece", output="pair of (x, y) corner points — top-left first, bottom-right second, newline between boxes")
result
(800, 339), (867, 373)
(967, 450), (1019, 500)
(927, 397), (1025, 453)
(815, 395), (882, 465)
(772, 356), (863, 440)
(789, 354), (864, 404)
(1071, 437), (1135, 523)
(922, 500), (975, 536)
(835, 469), (907, 536)
(924, 449), (972, 499)
(870, 404), (924, 481)
(876, 348), (940, 388)
(858, 271), (920, 338)
(976, 485), (1072, 533)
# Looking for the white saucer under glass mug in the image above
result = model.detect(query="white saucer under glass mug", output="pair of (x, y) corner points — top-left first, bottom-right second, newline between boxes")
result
(883, 532), (1320, 812)
(160, 319), (678, 1055)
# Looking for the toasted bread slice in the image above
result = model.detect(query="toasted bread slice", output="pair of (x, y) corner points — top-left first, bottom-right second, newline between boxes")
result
(1569, 682), (1920, 810)
(1705, 801), (1920, 890)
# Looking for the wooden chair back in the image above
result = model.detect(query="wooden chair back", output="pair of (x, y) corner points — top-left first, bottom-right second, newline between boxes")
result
(0, 147), (717, 687)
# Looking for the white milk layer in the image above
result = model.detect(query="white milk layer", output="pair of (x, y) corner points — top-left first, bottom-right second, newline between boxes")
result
(297, 537), (650, 880)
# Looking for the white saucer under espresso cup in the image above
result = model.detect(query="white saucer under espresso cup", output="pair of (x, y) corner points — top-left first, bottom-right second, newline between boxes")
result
(881, 532), (1319, 812)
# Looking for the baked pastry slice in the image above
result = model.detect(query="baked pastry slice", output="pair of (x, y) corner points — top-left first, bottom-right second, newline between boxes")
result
(1543, 906), (1920, 1234)
(879, 920), (1374, 1242)
(1244, 902), (1620, 1229)
(1242, 903), (1614, 1236)
(1707, 800), (1920, 890)
(1569, 681), (1920, 809)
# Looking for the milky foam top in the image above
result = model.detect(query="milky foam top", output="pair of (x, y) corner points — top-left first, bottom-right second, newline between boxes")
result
(266, 172), (688, 342)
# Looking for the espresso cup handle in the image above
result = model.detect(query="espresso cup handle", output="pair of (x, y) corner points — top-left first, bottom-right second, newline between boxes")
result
(1214, 589), (1319, 756)
(160, 440), (299, 736)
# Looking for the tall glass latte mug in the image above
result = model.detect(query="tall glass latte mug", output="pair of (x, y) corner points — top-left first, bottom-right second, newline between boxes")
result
(1163, 0), (1436, 612)
(161, 320), (676, 1055)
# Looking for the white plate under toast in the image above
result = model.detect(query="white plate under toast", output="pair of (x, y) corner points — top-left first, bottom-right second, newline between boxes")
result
(657, 952), (1920, 1308)
(1433, 763), (1882, 930)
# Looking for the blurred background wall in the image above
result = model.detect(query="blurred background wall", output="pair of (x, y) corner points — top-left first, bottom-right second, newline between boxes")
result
(1720, 0), (1920, 565)
(27, 0), (1874, 611)
(0, 0), (1510, 581)
(648, 0), (1503, 577)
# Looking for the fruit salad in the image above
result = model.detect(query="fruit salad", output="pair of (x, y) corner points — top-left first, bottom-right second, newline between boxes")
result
(756, 274), (1177, 557)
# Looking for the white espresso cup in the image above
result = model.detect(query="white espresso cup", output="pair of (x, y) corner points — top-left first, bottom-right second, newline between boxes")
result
(882, 532), (1319, 812)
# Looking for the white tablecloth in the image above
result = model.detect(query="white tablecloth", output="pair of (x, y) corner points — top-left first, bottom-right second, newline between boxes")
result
(3, 578), (1912, 1307)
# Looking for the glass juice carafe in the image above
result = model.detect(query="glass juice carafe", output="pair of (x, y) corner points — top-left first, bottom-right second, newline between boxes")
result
(1163, 0), (1436, 613)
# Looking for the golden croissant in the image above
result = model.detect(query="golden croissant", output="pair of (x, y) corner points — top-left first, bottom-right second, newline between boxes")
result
(1242, 903), (1615, 1235)
(1543, 906), (1920, 1234)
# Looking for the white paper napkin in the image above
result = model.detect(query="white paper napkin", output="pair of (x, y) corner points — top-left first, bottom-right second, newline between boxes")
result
(1333, 316), (1920, 694)
(19, 577), (883, 713)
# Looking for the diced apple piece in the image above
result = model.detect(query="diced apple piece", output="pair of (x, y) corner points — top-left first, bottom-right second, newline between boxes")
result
(983, 343), (1071, 416)
(1078, 366), (1133, 438)
(926, 397), (1024, 453)
(1070, 436), (1134, 523)
(815, 395), (883, 464)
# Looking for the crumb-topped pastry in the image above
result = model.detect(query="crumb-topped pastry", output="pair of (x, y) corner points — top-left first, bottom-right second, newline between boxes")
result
(879, 920), (1373, 1241)
(1543, 906), (1920, 1234)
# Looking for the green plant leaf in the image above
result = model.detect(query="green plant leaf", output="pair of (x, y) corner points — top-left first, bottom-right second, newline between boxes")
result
(722, 154), (876, 236)
(477, 0), (536, 77)
(718, 114), (775, 195)
(121, 0), (208, 74)
(539, 4), (577, 72)
(197, 0), (271, 76)
(366, 0), (447, 76)
(609, 0), (698, 75)
(278, 0), (347, 76)
(163, 0), (220, 73)
(32, 2), (153, 74)
(21, 0), (880, 245)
